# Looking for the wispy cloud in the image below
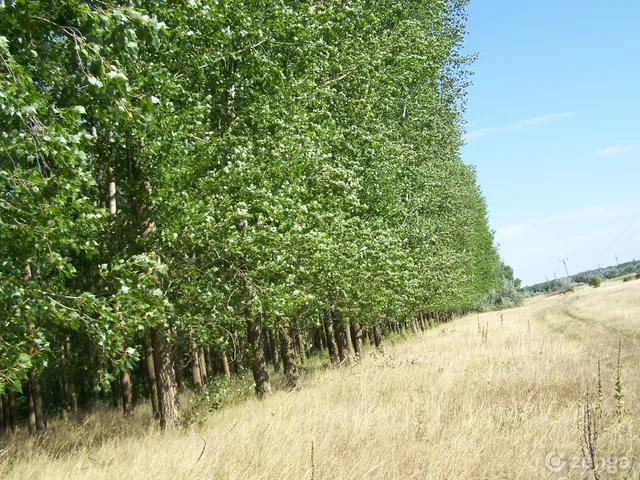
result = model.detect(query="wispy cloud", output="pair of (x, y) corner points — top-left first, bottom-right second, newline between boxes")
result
(464, 113), (571, 142)
(496, 205), (617, 240)
(592, 144), (640, 158)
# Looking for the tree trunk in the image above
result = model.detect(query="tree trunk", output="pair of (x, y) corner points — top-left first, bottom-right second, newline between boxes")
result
(75, 334), (90, 408)
(198, 347), (208, 385)
(332, 310), (351, 365)
(349, 321), (357, 352)
(204, 347), (213, 378)
(78, 344), (90, 408)
(210, 349), (221, 375)
(246, 314), (271, 397)
(0, 396), (6, 434)
(140, 348), (151, 396)
(62, 351), (71, 411)
(29, 373), (46, 431)
(295, 330), (307, 363)
(112, 374), (122, 409)
(0, 395), (4, 433)
(25, 319), (45, 431)
(411, 318), (418, 335)
(142, 328), (160, 418)
(280, 319), (299, 388)
(172, 332), (185, 393)
(108, 166), (117, 216)
(132, 154), (180, 426)
(174, 353), (185, 392)
(322, 311), (339, 364)
(88, 341), (98, 396)
(7, 391), (17, 434)
(190, 341), (203, 392)
(319, 318), (328, 350)
(26, 332), (45, 431)
(221, 350), (231, 378)
(68, 377), (78, 413)
(312, 326), (323, 352)
(64, 335), (78, 413)
(292, 320), (306, 363)
(268, 329), (280, 372)
(232, 329), (244, 373)
(345, 322), (355, 357)
(25, 381), (36, 434)
(262, 331), (273, 364)
(54, 377), (64, 411)
(22, 268), (39, 433)
(121, 369), (133, 416)
(351, 322), (364, 358)
(1, 395), (9, 433)
(373, 324), (385, 354)
(151, 327), (181, 429)
(418, 312), (425, 331)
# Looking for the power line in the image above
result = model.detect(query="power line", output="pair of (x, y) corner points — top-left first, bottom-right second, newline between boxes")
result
(559, 258), (570, 278)
(597, 207), (640, 255)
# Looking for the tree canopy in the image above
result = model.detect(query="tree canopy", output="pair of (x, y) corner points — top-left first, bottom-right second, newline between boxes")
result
(1, 0), (499, 429)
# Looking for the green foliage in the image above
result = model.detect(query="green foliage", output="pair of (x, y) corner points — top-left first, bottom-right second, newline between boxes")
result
(497, 261), (522, 289)
(478, 277), (525, 311)
(0, 0), (500, 415)
(556, 277), (577, 295)
(477, 260), (524, 311)
(588, 276), (602, 288)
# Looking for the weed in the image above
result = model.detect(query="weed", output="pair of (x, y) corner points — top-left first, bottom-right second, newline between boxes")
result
(614, 341), (624, 422)
(579, 391), (601, 480)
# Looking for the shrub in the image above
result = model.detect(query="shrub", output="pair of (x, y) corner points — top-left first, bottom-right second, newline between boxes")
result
(557, 277), (577, 294)
(478, 278), (525, 311)
(588, 276), (602, 288)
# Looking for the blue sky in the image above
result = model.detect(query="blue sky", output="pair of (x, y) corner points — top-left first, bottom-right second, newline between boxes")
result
(461, 0), (640, 286)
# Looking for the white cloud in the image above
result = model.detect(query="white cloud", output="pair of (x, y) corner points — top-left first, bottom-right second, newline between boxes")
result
(592, 144), (640, 158)
(464, 113), (571, 142)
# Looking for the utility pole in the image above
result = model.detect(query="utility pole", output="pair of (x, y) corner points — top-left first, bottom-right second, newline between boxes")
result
(615, 255), (619, 266)
(559, 258), (570, 278)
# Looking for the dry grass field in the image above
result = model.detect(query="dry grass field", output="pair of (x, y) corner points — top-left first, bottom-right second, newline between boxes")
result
(2, 278), (639, 479)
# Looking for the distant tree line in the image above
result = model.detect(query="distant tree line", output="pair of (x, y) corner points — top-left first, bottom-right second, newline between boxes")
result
(524, 260), (640, 295)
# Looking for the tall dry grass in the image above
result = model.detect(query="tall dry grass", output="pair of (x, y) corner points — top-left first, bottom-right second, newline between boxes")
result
(1, 279), (639, 479)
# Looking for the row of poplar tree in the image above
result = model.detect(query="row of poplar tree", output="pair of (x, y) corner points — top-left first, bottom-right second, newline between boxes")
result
(0, 0), (500, 432)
